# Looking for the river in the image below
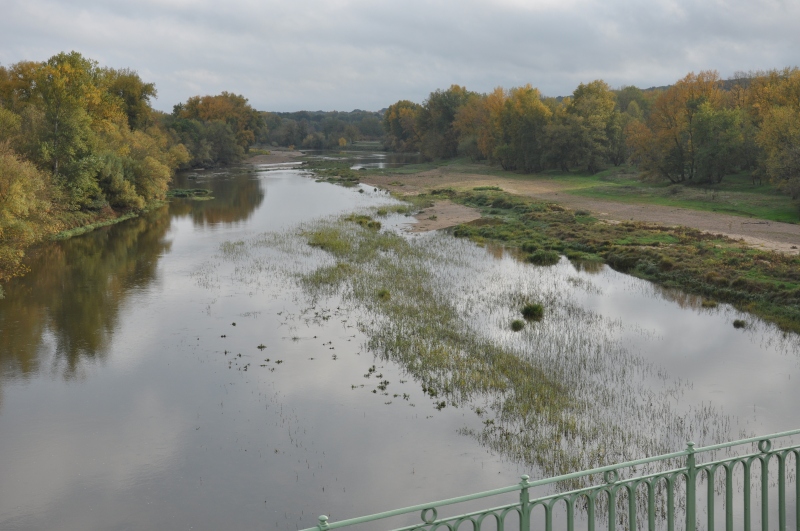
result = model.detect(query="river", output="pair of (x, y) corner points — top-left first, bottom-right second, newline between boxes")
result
(0, 156), (798, 530)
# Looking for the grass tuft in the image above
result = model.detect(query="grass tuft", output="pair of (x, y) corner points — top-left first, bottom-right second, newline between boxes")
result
(522, 303), (544, 321)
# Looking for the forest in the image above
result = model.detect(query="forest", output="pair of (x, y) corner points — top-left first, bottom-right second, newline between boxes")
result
(262, 109), (384, 149)
(0, 51), (271, 291)
(382, 69), (800, 198)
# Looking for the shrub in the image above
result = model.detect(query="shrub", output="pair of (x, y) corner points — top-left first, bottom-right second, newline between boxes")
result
(521, 303), (544, 321)
(733, 319), (747, 329)
(510, 319), (525, 331)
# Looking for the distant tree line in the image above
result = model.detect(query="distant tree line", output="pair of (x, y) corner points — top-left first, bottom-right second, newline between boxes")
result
(166, 92), (267, 166)
(383, 68), (800, 200)
(261, 109), (384, 149)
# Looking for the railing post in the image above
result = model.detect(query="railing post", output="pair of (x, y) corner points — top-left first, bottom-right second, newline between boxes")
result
(317, 515), (329, 531)
(519, 475), (531, 531)
(685, 441), (696, 531)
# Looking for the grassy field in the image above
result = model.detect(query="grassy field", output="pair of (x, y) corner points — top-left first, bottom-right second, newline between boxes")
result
(565, 166), (799, 223)
(359, 159), (799, 224)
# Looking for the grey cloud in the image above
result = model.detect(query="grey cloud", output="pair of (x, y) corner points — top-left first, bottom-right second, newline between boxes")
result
(1, 0), (798, 111)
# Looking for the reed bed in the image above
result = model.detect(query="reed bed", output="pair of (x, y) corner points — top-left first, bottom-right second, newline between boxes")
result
(211, 209), (739, 486)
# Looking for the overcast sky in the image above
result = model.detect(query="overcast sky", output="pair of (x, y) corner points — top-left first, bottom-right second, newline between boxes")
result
(2, 0), (798, 113)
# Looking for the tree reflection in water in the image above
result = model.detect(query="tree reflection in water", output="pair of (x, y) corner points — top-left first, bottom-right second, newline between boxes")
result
(0, 168), (265, 395)
(170, 168), (265, 227)
(0, 206), (172, 384)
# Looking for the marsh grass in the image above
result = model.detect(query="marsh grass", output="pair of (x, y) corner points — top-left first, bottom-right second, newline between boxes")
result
(527, 250), (561, 266)
(213, 207), (737, 486)
(167, 188), (212, 199)
(51, 211), (141, 240)
(305, 160), (360, 186)
(439, 188), (800, 333)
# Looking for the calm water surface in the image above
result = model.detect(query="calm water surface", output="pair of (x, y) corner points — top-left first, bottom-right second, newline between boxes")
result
(0, 162), (798, 530)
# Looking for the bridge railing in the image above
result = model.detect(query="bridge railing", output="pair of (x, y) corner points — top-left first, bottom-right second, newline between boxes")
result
(301, 428), (800, 531)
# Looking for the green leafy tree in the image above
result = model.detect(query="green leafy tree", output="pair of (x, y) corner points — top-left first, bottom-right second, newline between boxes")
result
(33, 51), (104, 205)
(101, 68), (157, 131)
(567, 80), (617, 173)
(693, 103), (744, 183)
(495, 85), (551, 172)
(417, 85), (475, 160)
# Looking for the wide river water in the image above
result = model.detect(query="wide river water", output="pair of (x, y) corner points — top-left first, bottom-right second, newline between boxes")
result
(0, 156), (798, 530)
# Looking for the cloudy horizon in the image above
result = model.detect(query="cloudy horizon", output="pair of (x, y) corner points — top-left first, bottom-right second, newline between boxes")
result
(2, 0), (798, 113)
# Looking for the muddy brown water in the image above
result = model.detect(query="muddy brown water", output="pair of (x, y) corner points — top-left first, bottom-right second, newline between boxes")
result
(0, 161), (798, 530)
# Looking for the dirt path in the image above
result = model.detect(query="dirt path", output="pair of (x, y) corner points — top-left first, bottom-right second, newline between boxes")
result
(361, 170), (800, 254)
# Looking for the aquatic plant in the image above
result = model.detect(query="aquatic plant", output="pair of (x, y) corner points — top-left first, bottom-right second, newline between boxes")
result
(521, 303), (544, 321)
(510, 319), (525, 331)
(527, 250), (560, 266)
(216, 204), (735, 484)
(444, 188), (800, 333)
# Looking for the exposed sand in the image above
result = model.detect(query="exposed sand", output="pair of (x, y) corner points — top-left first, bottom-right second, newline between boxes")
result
(246, 149), (305, 165)
(361, 170), (800, 254)
(405, 200), (482, 233)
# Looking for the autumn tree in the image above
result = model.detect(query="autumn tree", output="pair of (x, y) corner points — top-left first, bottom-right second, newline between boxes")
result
(0, 143), (52, 283)
(633, 71), (725, 182)
(177, 92), (264, 152)
(383, 100), (421, 152)
(454, 87), (506, 162)
(756, 69), (800, 199)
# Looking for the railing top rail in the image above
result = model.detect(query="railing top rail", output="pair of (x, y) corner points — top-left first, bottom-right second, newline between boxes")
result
(301, 428), (800, 531)
(692, 427), (800, 454)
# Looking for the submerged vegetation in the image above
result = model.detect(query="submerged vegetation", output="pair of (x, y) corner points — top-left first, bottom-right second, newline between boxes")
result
(166, 188), (213, 199)
(420, 187), (800, 333)
(521, 302), (544, 321)
(219, 209), (734, 480)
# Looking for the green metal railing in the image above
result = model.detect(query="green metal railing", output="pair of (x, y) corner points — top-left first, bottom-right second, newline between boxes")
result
(302, 429), (800, 531)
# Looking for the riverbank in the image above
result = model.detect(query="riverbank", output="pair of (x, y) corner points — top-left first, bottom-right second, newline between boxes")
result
(246, 148), (305, 165)
(424, 187), (800, 333)
(240, 153), (800, 332)
(356, 163), (799, 255)
(291, 156), (799, 332)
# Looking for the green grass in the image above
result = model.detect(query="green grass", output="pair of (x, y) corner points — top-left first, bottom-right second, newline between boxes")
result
(51, 211), (141, 240)
(304, 159), (361, 186)
(566, 169), (799, 223)
(364, 158), (799, 223)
